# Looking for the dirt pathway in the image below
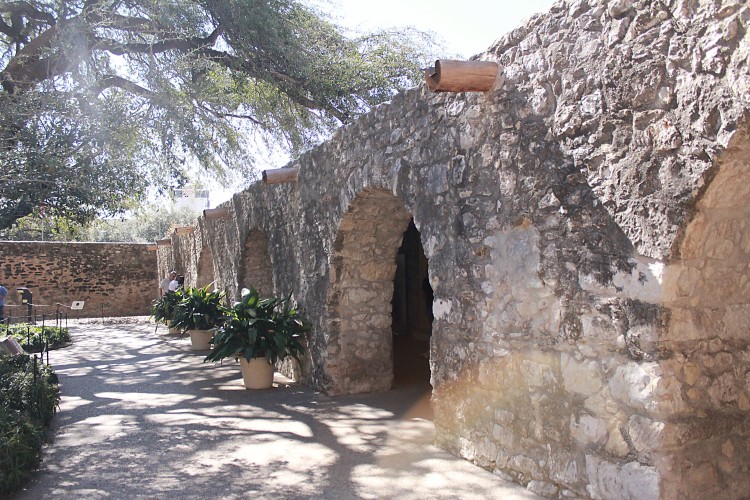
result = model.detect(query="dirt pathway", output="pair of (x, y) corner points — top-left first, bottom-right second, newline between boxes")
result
(13, 320), (538, 499)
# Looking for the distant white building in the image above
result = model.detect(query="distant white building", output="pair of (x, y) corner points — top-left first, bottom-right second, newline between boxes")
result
(173, 188), (210, 212)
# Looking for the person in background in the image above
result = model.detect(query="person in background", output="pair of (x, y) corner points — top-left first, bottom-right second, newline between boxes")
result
(161, 270), (176, 297)
(168, 273), (180, 292)
(0, 284), (7, 323)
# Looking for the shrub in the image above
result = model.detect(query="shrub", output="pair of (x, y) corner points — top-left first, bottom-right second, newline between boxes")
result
(150, 289), (182, 325)
(0, 354), (59, 494)
(171, 285), (225, 332)
(205, 287), (310, 365)
(0, 407), (44, 493)
(0, 323), (70, 352)
(0, 354), (60, 426)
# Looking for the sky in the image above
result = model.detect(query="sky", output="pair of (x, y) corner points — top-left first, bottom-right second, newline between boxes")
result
(322, 0), (557, 59)
(209, 0), (557, 206)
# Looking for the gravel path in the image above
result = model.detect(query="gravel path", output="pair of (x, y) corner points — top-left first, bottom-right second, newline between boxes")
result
(12, 319), (538, 499)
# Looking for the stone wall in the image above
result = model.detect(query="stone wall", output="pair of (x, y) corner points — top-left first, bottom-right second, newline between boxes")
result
(159, 0), (750, 497)
(1, 242), (157, 318)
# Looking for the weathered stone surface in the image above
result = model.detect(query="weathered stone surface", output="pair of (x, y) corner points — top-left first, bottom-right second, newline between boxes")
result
(561, 353), (603, 396)
(158, 0), (750, 498)
(571, 413), (609, 447)
(626, 415), (664, 462)
(585, 455), (659, 500)
(527, 479), (560, 497)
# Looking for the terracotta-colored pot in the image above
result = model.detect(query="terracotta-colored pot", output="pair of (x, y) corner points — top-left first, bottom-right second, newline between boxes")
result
(239, 357), (274, 389)
(188, 329), (215, 350)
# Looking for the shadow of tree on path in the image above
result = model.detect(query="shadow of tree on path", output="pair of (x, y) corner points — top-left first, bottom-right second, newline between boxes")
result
(13, 322), (538, 499)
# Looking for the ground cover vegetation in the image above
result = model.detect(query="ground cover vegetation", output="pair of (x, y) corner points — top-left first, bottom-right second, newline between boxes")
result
(0, 0), (437, 232)
(1, 323), (71, 352)
(0, 353), (59, 494)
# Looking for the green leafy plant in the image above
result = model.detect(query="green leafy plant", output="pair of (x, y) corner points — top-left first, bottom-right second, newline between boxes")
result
(0, 407), (44, 494)
(0, 353), (59, 494)
(0, 354), (60, 426)
(150, 290), (183, 325)
(205, 287), (310, 365)
(171, 285), (226, 332)
(0, 324), (70, 352)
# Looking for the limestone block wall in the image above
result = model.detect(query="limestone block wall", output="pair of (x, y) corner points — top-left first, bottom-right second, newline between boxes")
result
(160, 0), (750, 497)
(1, 242), (157, 318)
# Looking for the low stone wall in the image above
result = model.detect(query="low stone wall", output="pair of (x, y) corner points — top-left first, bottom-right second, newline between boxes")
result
(1, 242), (157, 319)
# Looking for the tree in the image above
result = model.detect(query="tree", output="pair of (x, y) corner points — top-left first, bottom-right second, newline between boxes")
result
(0, 199), (200, 241)
(0, 0), (436, 230)
(84, 202), (201, 242)
(0, 207), (88, 241)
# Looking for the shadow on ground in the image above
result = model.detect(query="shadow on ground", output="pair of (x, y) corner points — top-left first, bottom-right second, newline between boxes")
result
(12, 320), (538, 499)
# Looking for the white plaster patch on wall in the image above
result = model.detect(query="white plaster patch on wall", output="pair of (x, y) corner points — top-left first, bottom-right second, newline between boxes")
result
(561, 353), (603, 396)
(608, 361), (686, 415)
(484, 227), (542, 286)
(433, 299), (452, 320)
(482, 227), (560, 334)
(579, 257), (666, 303)
(424, 234), (443, 259)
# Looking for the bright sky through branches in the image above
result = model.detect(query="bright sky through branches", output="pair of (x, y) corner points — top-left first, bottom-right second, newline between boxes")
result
(211, 0), (557, 205)
(320, 0), (557, 58)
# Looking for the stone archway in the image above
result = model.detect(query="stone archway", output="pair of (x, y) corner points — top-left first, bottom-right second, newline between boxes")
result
(196, 247), (215, 289)
(661, 125), (750, 499)
(239, 228), (274, 298)
(326, 189), (414, 395)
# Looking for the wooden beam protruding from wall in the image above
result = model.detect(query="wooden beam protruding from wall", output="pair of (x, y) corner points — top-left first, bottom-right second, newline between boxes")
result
(156, 238), (172, 246)
(203, 207), (230, 220)
(174, 226), (195, 235)
(263, 167), (299, 185)
(425, 59), (499, 93)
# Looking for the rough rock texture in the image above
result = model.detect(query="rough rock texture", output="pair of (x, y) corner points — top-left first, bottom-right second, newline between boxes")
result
(161, 0), (750, 497)
(1, 242), (157, 318)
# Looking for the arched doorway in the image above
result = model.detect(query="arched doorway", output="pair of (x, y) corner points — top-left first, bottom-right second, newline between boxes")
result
(662, 125), (750, 498)
(391, 219), (433, 387)
(326, 189), (415, 395)
(239, 228), (274, 298)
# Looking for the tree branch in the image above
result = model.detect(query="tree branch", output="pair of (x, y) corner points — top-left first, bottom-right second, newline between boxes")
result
(104, 13), (161, 33)
(0, 1), (56, 26)
(197, 101), (265, 126)
(0, 17), (15, 38)
(90, 75), (155, 98)
(196, 47), (348, 122)
(91, 25), (223, 56)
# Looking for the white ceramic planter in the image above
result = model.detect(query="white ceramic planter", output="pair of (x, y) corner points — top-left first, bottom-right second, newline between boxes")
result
(239, 357), (274, 389)
(188, 329), (215, 350)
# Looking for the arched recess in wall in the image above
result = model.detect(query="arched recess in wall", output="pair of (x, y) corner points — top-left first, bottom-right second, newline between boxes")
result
(666, 125), (750, 346)
(326, 188), (430, 395)
(196, 247), (215, 289)
(239, 228), (274, 297)
(662, 124), (750, 497)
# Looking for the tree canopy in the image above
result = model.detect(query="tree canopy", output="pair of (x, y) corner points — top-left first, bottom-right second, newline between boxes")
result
(0, 200), (201, 242)
(0, 0), (436, 230)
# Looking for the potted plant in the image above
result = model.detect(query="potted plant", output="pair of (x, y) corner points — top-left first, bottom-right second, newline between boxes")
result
(171, 285), (225, 350)
(150, 289), (182, 333)
(205, 287), (310, 389)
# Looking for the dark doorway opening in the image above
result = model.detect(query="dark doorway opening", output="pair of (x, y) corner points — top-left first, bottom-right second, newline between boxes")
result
(392, 219), (433, 388)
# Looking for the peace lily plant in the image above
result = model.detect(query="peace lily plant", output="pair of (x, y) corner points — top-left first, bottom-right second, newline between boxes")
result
(171, 285), (226, 350)
(205, 287), (310, 389)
